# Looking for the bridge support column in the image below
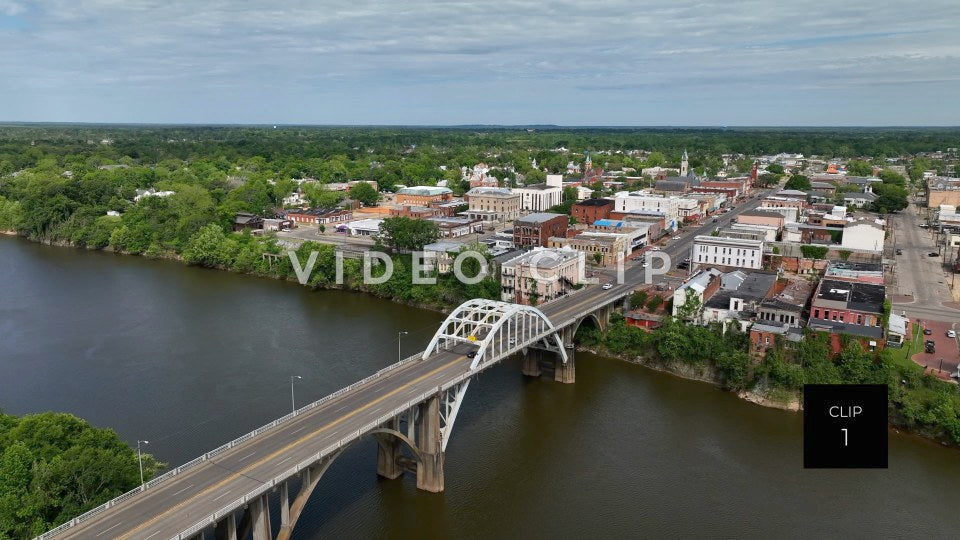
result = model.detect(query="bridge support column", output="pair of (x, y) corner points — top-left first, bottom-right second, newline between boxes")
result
(214, 512), (237, 540)
(416, 395), (444, 492)
(376, 417), (403, 479)
(250, 493), (272, 540)
(555, 350), (575, 383)
(521, 354), (541, 377)
(280, 480), (290, 529)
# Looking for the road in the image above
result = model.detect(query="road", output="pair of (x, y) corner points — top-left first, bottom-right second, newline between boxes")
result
(889, 202), (960, 323)
(55, 193), (771, 539)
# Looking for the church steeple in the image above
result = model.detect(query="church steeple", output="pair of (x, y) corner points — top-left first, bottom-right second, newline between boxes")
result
(680, 149), (689, 177)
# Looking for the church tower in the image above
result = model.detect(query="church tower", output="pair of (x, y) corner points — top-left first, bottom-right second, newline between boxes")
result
(680, 149), (689, 177)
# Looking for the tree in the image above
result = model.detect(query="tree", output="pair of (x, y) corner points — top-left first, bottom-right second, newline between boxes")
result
(846, 160), (874, 177)
(766, 164), (785, 175)
(348, 182), (379, 206)
(0, 411), (163, 537)
(377, 217), (440, 253)
(871, 183), (908, 213)
(302, 183), (344, 209)
(800, 245), (829, 259)
(592, 252), (603, 265)
(784, 174), (811, 191)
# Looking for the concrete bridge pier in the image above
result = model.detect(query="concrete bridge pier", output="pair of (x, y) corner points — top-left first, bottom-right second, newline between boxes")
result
(249, 492), (272, 540)
(376, 417), (404, 480)
(521, 354), (542, 377)
(214, 511), (237, 540)
(416, 394), (444, 492)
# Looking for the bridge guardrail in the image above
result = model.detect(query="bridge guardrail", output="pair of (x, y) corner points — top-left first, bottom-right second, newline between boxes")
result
(43, 302), (611, 540)
(36, 351), (427, 540)
(169, 357), (538, 539)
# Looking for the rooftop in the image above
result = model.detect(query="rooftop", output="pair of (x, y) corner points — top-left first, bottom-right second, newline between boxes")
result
(516, 212), (566, 224)
(574, 198), (614, 207)
(397, 186), (452, 196)
(815, 279), (885, 313)
(502, 247), (582, 269)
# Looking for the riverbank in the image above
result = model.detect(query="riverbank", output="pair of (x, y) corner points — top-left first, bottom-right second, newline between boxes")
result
(579, 333), (960, 449)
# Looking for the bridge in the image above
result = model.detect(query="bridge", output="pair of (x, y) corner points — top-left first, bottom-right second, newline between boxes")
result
(41, 286), (628, 540)
(40, 192), (769, 540)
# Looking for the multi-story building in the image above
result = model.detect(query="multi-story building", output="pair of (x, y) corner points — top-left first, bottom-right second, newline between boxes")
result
(672, 268), (724, 319)
(513, 183), (563, 211)
(926, 176), (960, 208)
(513, 213), (569, 248)
(500, 247), (584, 305)
(428, 217), (484, 238)
(612, 191), (681, 228)
(691, 235), (764, 270)
(464, 187), (521, 222)
(807, 278), (886, 345)
(395, 186), (453, 206)
(571, 198), (614, 225)
(547, 232), (627, 266)
(737, 210), (786, 229)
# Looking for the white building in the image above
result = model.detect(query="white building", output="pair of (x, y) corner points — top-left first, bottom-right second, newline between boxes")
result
(691, 235), (764, 270)
(840, 222), (885, 252)
(612, 191), (681, 227)
(512, 183), (563, 212)
(134, 188), (175, 202)
(342, 218), (383, 236)
(672, 268), (723, 319)
(756, 205), (799, 223)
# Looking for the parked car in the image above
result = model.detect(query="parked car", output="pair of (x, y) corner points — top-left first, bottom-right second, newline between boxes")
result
(925, 340), (936, 353)
(928, 252), (939, 257)
(924, 328), (932, 335)
(712, 218), (718, 223)
(948, 330), (957, 338)
(677, 261), (690, 269)
(895, 248), (902, 255)
(641, 262), (649, 268)
(602, 283), (613, 290)
(650, 247), (661, 251)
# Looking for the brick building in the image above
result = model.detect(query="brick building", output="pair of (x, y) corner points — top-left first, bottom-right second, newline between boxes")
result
(513, 213), (569, 248)
(571, 198), (614, 225)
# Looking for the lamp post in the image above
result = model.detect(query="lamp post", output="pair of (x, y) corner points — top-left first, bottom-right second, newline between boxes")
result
(398, 331), (408, 362)
(290, 375), (302, 412)
(137, 440), (149, 485)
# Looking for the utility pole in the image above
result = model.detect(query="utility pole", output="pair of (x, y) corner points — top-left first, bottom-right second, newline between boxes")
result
(398, 331), (409, 362)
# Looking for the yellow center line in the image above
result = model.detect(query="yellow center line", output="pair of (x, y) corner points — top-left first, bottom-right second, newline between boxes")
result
(115, 355), (465, 539)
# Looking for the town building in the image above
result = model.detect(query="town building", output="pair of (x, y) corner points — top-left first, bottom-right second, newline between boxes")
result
(339, 218), (384, 236)
(737, 210), (786, 229)
(612, 191), (681, 228)
(672, 268), (724, 319)
(548, 232), (627, 266)
(232, 213), (264, 232)
(500, 247), (584, 305)
(428, 217), (484, 239)
(395, 186), (453, 206)
(513, 213), (569, 248)
(286, 208), (353, 226)
(691, 235), (764, 270)
(571, 198), (615, 225)
(840, 221), (886, 252)
(513, 182), (563, 212)
(807, 278), (886, 346)
(701, 271), (779, 327)
(465, 187), (521, 222)
(422, 241), (468, 274)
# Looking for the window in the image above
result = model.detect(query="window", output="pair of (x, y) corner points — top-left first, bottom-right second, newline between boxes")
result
(857, 314), (863, 325)
(814, 309), (820, 318)
(824, 310), (830, 320)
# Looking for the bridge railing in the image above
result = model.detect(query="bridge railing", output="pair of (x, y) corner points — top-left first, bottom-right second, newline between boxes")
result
(35, 351), (428, 540)
(169, 357), (545, 540)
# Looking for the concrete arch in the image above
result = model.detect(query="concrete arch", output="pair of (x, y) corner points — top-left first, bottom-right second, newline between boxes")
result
(369, 427), (423, 464)
(571, 312), (603, 337)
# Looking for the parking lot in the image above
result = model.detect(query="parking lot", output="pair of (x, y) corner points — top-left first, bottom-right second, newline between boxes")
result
(911, 319), (960, 377)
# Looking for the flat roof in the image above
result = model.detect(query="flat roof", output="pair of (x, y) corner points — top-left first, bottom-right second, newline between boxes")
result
(516, 212), (566, 224)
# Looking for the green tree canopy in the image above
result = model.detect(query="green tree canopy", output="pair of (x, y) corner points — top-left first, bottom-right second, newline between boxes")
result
(348, 182), (379, 206)
(0, 411), (163, 538)
(784, 174), (811, 191)
(378, 217), (440, 253)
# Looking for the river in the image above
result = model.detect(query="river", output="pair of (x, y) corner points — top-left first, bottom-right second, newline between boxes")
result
(1, 237), (958, 538)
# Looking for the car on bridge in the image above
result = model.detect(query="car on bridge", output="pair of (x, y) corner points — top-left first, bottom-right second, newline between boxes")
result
(602, 283), (613, 290)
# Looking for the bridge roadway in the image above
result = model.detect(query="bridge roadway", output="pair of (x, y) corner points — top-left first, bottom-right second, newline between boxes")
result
(55, 192), (769, 539)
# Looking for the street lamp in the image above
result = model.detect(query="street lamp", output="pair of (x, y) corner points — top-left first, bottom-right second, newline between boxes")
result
(137, 440), (149, 485)
(398, 331), (408, 362)
(290, 375), (302, 412)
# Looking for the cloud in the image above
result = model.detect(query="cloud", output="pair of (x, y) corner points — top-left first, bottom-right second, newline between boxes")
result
(0, 0), (958, 124)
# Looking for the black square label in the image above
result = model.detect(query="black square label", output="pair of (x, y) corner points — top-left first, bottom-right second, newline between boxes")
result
(803, 384), (887, 468)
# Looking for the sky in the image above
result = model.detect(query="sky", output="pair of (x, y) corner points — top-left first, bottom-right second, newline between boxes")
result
(1, 0), (958, 126)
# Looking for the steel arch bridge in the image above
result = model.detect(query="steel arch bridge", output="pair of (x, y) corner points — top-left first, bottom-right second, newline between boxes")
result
(422, 299), (568, 451)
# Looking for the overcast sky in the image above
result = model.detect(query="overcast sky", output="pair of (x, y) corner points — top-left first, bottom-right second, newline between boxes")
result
(1, 0), (958, 125)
